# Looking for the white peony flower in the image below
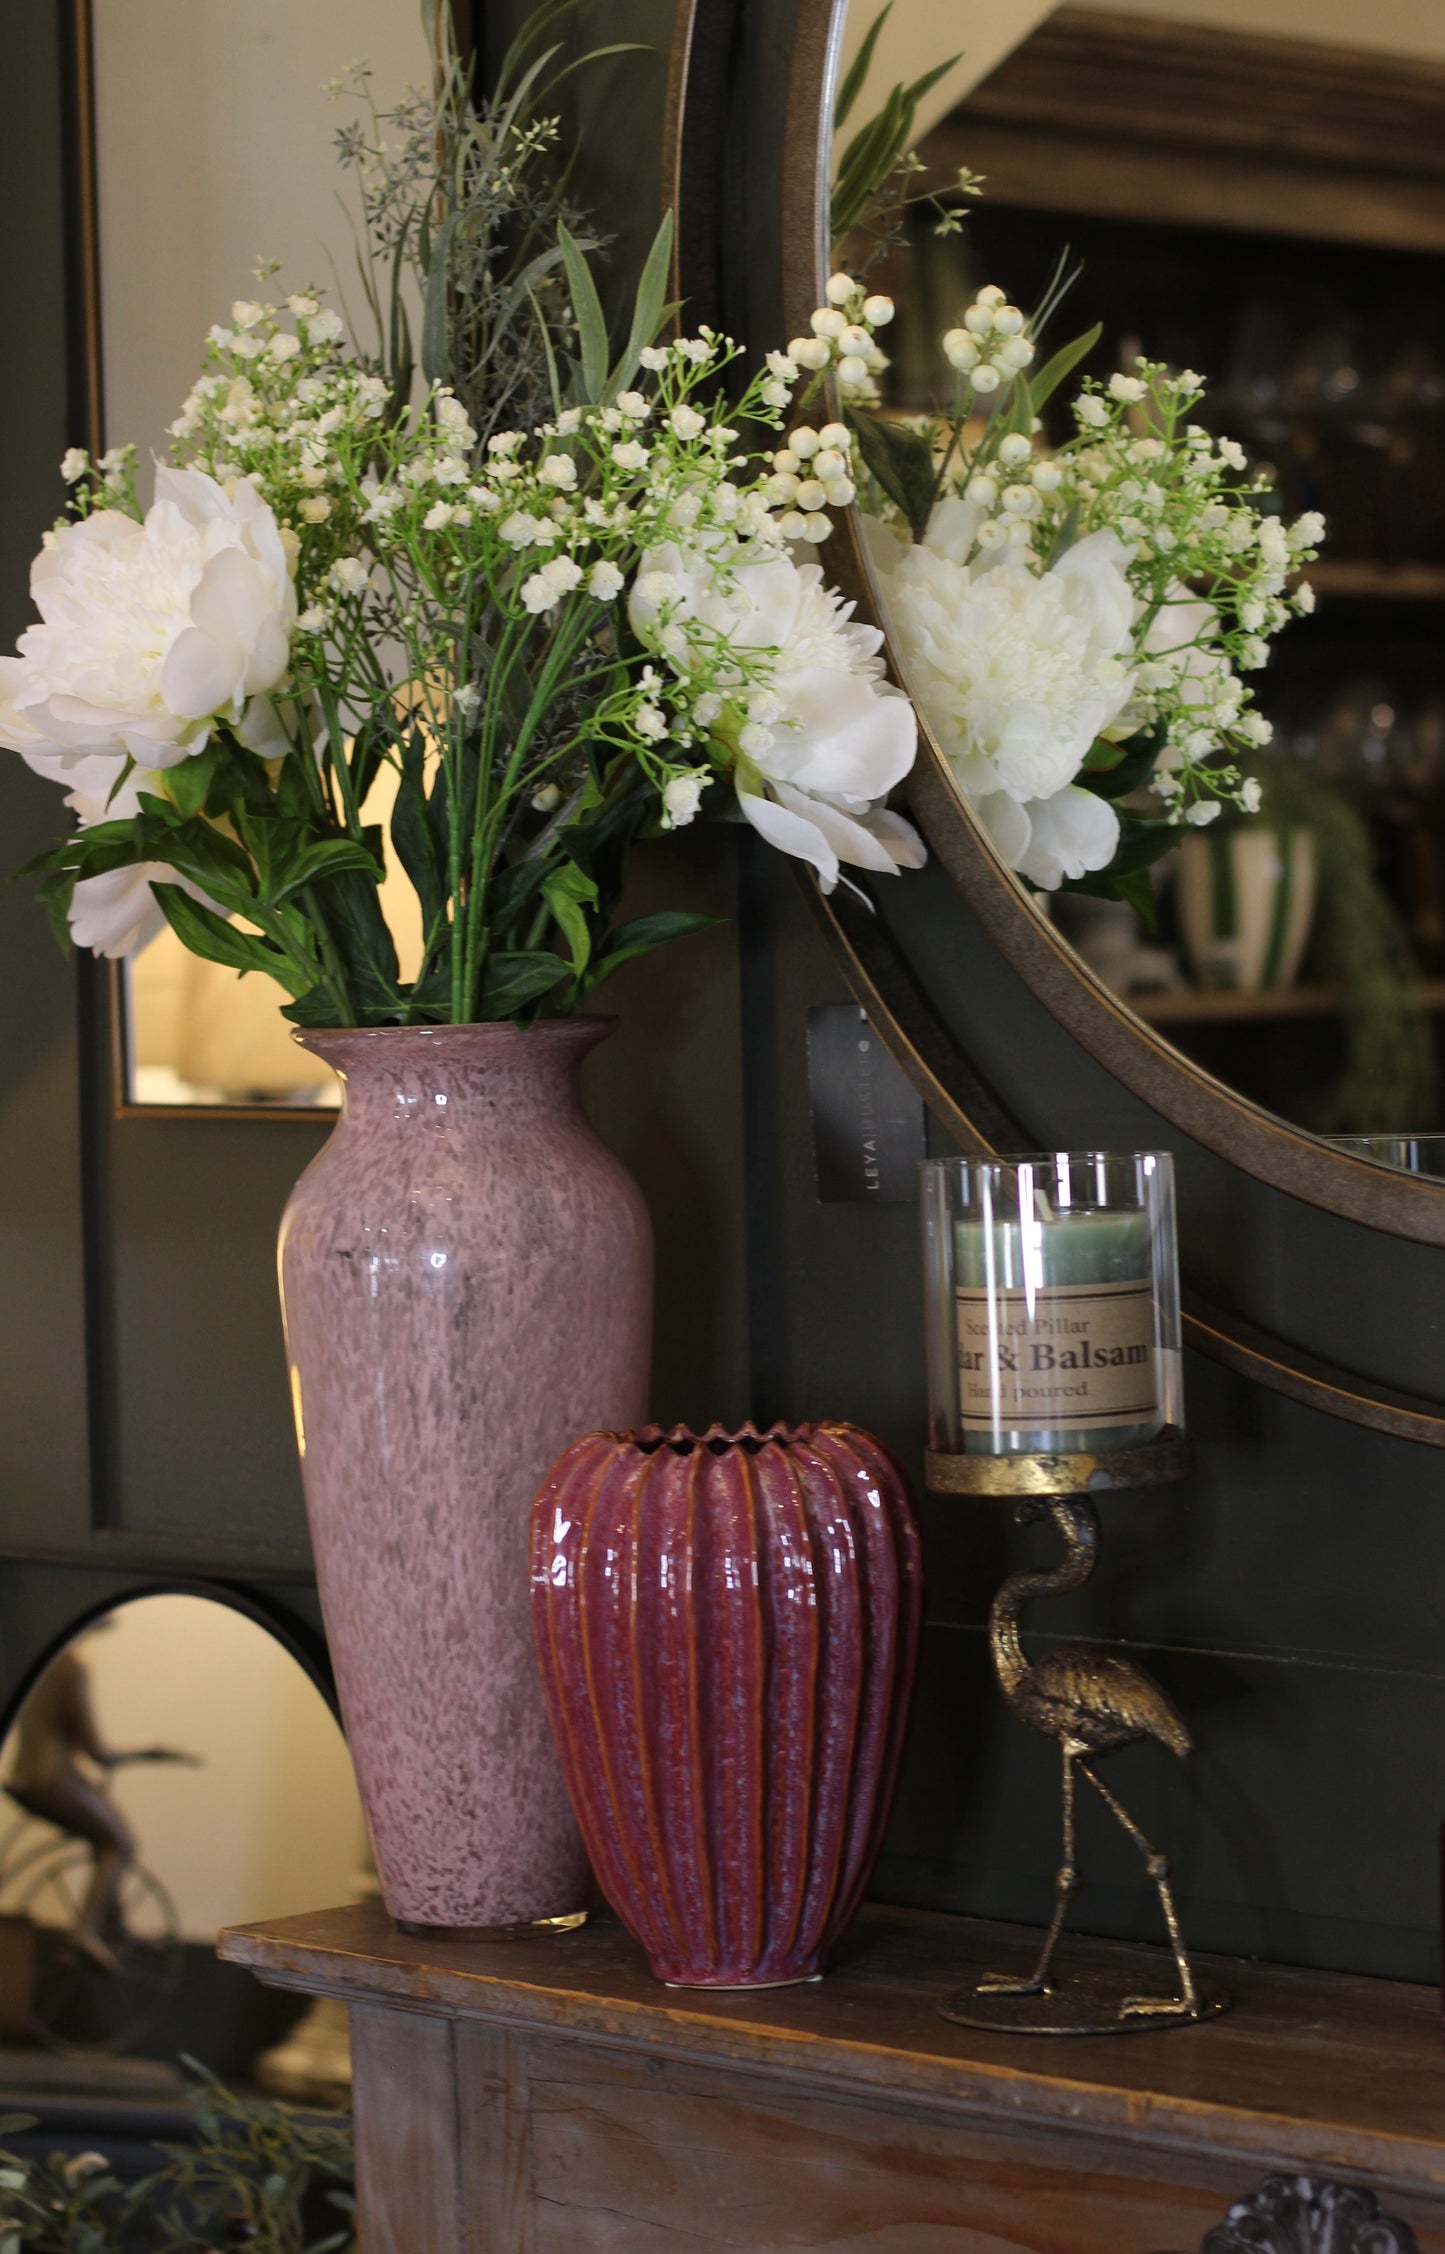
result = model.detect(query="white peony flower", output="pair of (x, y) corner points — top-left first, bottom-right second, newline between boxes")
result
(0, 466), (295, 778)
(630, 538), (922, 892)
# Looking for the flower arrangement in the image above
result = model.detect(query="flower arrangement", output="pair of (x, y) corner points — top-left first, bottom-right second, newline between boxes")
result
(1, 30), (919, 1025)
(800, 160), (1324, 910)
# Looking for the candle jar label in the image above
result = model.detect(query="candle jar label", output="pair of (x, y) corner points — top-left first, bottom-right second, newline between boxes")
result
(955, 1279), (1158, 1436)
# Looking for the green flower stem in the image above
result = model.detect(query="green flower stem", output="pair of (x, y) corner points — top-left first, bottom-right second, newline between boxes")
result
(464, 602), (595, 1006)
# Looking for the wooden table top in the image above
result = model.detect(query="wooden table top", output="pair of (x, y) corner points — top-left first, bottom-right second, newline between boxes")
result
(220, 1900), (1445, 2190)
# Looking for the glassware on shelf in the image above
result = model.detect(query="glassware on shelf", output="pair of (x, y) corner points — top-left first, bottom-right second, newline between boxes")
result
(1327, 1134), (1445, 1178)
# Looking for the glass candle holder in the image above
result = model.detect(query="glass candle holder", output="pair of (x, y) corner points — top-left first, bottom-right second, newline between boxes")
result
(921, 1152), (1183, 1457)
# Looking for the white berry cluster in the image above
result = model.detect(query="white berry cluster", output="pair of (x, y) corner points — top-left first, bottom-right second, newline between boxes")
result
(957, 429), (1063, 558)
(941, 285), (1036, 397)
(763, 422), (856, 544)
(787, 273), (895, 402)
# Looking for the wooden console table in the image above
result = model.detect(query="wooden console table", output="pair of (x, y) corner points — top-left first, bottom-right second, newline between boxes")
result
(220, 1902), (1445, 2252)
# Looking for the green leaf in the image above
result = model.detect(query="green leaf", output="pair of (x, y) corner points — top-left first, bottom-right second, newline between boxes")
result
(321, 865), (401, 1012)
(420, 213), (459, 386)
(483, 244), (571, 375)
(607, 211), (676, 400)
(1026, 322), (1103, 416)
(834, 6), (891, 132)
(391, 736), (446, 940)
(541, 859), (599, 978)
(346, 717), (390, 814)
(899, 54), (962, 109)
(846, 408), (937, 541)
(1077, 734), (1164, 802)
(585, 910), (716, 988)
(477, 949), (569, 1019)
(151, 886), (296, 985)
(495, 0), (578, 93)
(1065, 864), (1160, 928)
(280, 981), (343, 1027)
(490, 851), (552, 930)
(557, 221), (608, 402)
(1040, 499), (1081, 569)
(37, 867), (78, 957)
(272, 837), (383, 903)
(134, 809), (257, 908)
(832, 89), (911, 245)
(1001, 375), (1033, 438)
(161, 744), (220, 821)
(1062, 817), (1178, 900)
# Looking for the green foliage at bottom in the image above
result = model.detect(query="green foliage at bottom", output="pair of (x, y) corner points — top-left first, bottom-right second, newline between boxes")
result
(0, 2062), (353, 2254)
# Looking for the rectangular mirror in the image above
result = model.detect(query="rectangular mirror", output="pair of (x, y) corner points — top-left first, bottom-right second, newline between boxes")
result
(94, 0), (431, 1108)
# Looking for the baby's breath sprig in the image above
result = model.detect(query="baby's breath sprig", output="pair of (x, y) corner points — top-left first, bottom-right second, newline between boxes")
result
(994, 361), (1323, 826)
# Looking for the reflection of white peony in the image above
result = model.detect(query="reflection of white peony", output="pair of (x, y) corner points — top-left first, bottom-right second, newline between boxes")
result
(868, 507), (1135, 889)
(0, 466), (296, 778)
(1003, 783), (1122, 891)
(630, 540), (922, 893)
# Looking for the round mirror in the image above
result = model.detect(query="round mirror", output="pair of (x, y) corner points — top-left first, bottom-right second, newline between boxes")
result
(828, 0), (1445, 1177)
(0, 1595), (364, 2100)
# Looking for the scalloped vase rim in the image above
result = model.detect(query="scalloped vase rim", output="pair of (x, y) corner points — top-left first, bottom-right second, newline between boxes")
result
(597, 1419), (867, 1457)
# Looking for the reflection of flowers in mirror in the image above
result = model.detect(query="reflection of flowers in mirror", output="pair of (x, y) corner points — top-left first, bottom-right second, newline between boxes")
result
(809, 262), (1324, 911)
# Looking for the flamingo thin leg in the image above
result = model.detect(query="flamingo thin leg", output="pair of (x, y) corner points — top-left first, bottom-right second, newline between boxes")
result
(977, 1747), (1079, 1998)
(1075, 1759), (1200, 2019)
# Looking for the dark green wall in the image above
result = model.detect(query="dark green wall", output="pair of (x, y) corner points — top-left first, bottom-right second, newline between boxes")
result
(742, 843), (1445, 1983)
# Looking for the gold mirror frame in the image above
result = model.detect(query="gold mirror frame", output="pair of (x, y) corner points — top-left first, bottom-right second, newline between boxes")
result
(779, 0), (1445, 1443)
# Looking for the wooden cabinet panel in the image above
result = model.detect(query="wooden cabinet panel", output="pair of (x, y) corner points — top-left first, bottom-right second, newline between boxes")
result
(222, 1903), (1445, 2254)
(351, 2001), (463, 2254)
(511, 2041), (1247, 2253)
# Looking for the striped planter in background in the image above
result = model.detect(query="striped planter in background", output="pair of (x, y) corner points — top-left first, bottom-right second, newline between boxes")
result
(530, 1422), (923, 1988)
(1176, 825), (1318, 994)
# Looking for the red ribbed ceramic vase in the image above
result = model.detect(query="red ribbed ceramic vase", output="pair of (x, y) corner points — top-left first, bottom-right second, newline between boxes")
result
(530, 1422), (923, 1987)
(278, 1020), (652, 1933)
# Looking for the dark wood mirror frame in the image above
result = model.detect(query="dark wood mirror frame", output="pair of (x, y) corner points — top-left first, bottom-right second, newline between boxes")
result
(737, 0), (1445, 1445)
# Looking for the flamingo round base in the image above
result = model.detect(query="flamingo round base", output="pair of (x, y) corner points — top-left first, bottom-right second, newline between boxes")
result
(941, 1961), (1231, 2037)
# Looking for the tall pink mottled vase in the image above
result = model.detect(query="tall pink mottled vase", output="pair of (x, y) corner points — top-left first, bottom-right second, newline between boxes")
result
(277, 1019), (651, 1930)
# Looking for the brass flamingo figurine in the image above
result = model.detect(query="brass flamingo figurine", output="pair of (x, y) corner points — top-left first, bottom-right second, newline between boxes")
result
(978, 1492), (1202, 2021)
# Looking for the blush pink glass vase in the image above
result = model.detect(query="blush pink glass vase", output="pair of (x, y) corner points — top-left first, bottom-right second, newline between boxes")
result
(278, 1020), (652, 1932)
(531, 1422), (923, 1986)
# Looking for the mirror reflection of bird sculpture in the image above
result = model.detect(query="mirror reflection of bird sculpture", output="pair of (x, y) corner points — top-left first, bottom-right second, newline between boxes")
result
(981, 1494), (1199, 2020)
